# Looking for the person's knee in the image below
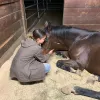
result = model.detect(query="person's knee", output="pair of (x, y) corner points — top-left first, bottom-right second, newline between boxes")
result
(44, 63), (51, 73)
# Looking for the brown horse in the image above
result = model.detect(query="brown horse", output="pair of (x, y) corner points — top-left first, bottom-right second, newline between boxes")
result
(43, 23), (100, 79)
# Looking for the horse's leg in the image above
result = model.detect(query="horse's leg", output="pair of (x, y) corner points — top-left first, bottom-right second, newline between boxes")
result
(56, 51), (62, 56)
(56, 51), (68, 58)
(56, 59), (83, 75)
(60, 51), (68, 58)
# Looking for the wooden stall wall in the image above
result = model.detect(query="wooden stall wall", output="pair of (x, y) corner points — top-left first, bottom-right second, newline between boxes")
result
(63, 0), (100, 31)
(0, 0), (25, 66)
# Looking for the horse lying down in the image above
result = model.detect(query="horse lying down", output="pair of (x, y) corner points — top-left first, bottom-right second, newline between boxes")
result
(43, 21), (100, 83)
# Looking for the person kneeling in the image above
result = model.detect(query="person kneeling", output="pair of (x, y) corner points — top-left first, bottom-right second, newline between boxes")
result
(10, 29), (54, 83)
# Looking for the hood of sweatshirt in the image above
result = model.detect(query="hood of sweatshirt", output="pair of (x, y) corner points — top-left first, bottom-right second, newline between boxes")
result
(21, 38), (38, 48)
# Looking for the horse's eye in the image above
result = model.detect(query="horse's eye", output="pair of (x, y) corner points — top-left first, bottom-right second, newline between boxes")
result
(54, 42), (60, 44)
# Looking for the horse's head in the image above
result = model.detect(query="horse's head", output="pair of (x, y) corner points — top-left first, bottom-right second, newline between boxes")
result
(42, 34), (67, 54)
(43, 23), (75, 54)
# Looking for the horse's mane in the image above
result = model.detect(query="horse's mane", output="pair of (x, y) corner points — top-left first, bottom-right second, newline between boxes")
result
(50, 25), (98, 39)
(51, 25), (72, 38)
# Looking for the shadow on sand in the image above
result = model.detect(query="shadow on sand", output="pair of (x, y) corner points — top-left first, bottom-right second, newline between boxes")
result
(11, 77), (43, 85)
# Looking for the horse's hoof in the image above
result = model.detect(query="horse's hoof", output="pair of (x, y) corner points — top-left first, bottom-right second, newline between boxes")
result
(56, 60), (70, 71)
(56, 60), (63, 68)
(55, 51), (62, 56)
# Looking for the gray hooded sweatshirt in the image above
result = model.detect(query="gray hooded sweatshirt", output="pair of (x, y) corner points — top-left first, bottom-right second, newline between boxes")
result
(10, 38), (50, 82)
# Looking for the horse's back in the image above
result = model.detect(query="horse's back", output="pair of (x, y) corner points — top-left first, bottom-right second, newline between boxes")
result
(69, 33), (100, 75)
(70, 28), (98, 36)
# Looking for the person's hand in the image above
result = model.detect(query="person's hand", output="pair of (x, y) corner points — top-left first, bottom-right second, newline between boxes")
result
(48, 49), (54, 55)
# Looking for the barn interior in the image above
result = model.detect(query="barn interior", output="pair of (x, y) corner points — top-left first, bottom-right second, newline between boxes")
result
(24, 0), (64, 32)
(1, 0), (100, 100)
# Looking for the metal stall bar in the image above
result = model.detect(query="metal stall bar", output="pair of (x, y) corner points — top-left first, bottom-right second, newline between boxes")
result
(24, 0), (38, 31)
(26, 12), (37, 20)
(43, 0), (45, 12)
(36, 0), (39, 18)
(24, 0), (45, 32)
(38, 1), (45, 19)
(46, 0), (48, 10)
(25, 4), (37, 9)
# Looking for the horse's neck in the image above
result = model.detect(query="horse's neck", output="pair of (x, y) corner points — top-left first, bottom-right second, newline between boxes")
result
(70, 28), (93, 35)
(63, 28), (87, 48)
(62, 33), (77, 49)
(64, 28), (96, 49)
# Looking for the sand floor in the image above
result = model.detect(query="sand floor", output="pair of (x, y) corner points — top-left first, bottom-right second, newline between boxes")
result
(0, 45), (100, 100)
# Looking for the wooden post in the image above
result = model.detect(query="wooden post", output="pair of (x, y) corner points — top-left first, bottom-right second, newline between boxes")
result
(20, 0), (27, 39)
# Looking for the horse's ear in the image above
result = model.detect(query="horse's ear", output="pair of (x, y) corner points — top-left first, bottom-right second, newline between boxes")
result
(44, 21), (48, 27)
(44, 21), (52, 34)
(44, 21), (51, 28)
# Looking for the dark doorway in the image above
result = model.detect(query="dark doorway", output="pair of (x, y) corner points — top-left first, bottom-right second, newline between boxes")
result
(24, 0), (64, 32)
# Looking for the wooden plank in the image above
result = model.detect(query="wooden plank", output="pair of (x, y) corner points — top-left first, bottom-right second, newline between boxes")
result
(64, 0), (100, 8)
(0, 27), (24, 58)
(0, 19), (23, 46)
(0, 1), (21, 18)
(63, 16), (100, 24)
(0, 34), (22, 67)
(0, 0), (19, 5)
(0, 11), (22, 32)
(63, 0), (100, 31)
(63, 8), (100, 16)
(63, 24), (100, 31)
(0, 0), (24, 67)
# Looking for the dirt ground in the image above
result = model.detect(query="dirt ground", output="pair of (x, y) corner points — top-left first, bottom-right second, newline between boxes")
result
(0, 44), (100, 100)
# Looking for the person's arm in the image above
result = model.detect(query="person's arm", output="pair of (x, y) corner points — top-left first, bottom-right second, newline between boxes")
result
(34, 48), (50, 63)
